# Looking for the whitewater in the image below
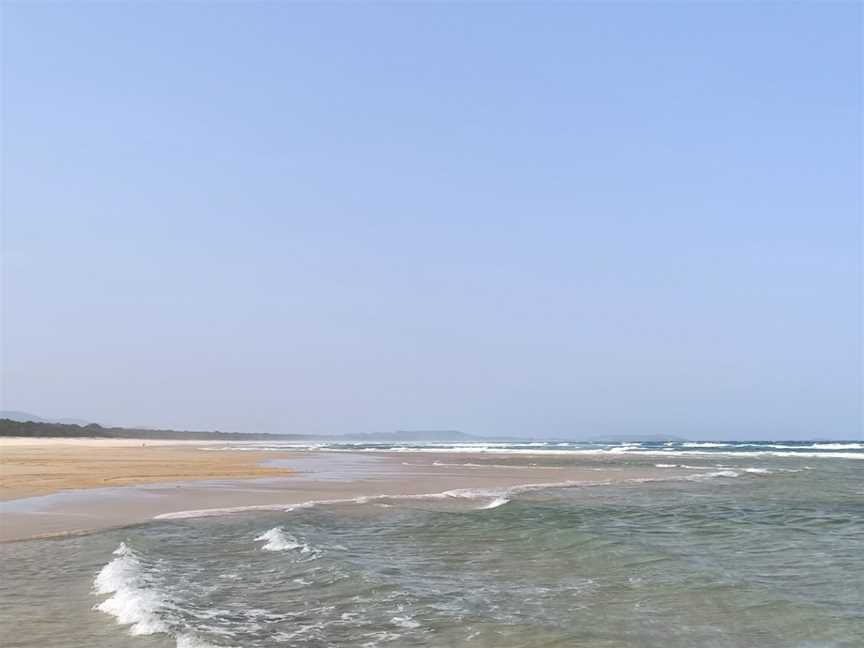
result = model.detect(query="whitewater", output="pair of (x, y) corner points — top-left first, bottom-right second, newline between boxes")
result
(1, 440), (861, 648)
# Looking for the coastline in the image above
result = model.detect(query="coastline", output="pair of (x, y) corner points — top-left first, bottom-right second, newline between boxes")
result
(3, 443), (860, 647)
(0, 441), (679, 542)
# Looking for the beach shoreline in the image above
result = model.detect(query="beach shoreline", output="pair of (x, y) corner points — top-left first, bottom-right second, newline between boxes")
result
(2, 441), (860, 648)
(0, 439), (678, 542)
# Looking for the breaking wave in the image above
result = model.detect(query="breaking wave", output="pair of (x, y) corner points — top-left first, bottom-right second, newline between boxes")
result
(154, 468), (762, 522)
(93, 542), (168, 636)
(478, 496), (511, 510)
(92, 543), (219, 648)
(202, 439), (864, 461)
(255, 527), (318, 558)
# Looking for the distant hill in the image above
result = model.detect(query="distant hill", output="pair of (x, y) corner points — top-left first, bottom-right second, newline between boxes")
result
(0, 419), (483, 443)
(0, 418), (315, 441)
(0, 410), (51, 423)
(0, 411), (93, 426)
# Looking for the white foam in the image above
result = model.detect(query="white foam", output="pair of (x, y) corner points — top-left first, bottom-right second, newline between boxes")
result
(156, 497), (361, 520)
(743, 467), (771, 475)
(734, 451), (862, 460)
(682, 442), (731, 448)
(810, 443), (864, 450)
(690, 470), (740, 480)
(439, 487), (508, 500)
(584, 449), (864, 460)
(391, 615), (420, 629)
(255, 527), (302, 552)
(255, 527), (318, 558)
(156, 465), (784, 522)
(175, 635), (221, 648)
(195, 440), (864, 460)
(155, 480), (605, 521)
(331, 447), (864, 460)
(93, 542), (169, 636)
(431, 460), (561, 470)
(94, 545), (235, 648)
(478, 496), (511, 510)
(735, 443), (864, 451)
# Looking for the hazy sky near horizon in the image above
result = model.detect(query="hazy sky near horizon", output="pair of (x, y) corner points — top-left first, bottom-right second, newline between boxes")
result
(1, 3), (861, 440)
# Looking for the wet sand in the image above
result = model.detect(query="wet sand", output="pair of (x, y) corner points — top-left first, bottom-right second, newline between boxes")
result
(0, 441), (681, 542)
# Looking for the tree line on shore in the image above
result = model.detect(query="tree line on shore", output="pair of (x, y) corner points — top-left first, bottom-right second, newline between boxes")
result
(0, 418), (307, 441)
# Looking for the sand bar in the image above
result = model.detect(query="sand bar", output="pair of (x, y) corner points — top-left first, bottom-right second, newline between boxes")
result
(0, 437), (294, 500)
(0, 440), (685, 543)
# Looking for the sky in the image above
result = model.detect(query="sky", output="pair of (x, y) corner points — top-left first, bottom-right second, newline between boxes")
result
(1, 3), (861, 440)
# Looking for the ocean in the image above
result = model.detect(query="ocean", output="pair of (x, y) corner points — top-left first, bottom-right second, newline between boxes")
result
(1, 440), (862, 647)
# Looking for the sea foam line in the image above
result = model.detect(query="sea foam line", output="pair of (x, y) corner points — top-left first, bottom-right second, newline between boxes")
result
(154, 484), (587, 520)
(209, 444), (864, 460)
(153, 468), (752, 522)
(429, 461), (563, 470)
(383, 447), (864, 460)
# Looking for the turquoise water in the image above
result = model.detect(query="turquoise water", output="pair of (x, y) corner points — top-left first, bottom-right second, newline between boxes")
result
(1, 450), (862, 647)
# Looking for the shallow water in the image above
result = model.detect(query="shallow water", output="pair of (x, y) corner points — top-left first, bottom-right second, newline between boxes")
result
(1, 452), (862, 647)
(209, 438), (864, 462)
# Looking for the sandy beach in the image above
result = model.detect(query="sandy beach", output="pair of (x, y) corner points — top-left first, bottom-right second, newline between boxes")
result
(0, 438), (296, 501)
(2, 440), (861, 648)
(0, 438), (672, 542)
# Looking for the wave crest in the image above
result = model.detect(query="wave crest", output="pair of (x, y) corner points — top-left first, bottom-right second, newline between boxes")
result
(255, 527), (319, 558)
(478, 496), (511, 510)
(93, 542), (168, 636)
(93, 543), (223, 648)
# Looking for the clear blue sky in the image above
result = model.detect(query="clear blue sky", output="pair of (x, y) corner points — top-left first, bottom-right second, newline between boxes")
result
(1, 3), (861, 439)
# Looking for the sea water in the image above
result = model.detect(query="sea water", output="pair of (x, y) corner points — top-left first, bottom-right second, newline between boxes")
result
(0, 443), (862, 647)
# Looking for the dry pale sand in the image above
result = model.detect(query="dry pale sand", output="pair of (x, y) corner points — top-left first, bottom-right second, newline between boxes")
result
(0, 438), (293, 500)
